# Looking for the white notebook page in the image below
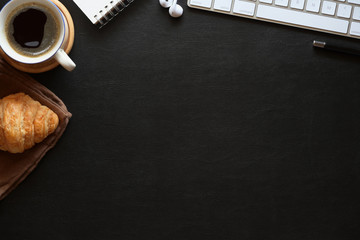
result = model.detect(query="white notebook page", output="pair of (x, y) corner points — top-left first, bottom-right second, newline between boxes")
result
(73, 0), (114, 24)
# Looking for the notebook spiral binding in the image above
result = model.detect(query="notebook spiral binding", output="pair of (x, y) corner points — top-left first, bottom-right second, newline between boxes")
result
(94, 0), (134, 28)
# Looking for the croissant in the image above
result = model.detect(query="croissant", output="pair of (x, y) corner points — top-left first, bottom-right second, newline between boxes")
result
(0, 93), (59, 154)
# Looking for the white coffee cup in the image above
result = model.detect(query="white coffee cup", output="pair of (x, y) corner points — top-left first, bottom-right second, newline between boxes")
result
(0, 0), (76, 71)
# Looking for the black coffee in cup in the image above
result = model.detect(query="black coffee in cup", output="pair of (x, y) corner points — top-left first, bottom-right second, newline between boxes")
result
(5, 3), (60, 58)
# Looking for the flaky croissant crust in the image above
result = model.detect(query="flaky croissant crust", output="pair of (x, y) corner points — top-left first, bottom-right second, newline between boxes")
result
(0, 93), (59, 153)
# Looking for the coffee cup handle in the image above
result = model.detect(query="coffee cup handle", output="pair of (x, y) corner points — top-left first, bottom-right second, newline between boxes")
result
(54, 49), (76, 71)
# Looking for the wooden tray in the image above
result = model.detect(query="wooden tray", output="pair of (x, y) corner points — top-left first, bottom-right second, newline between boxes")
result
(0, 0), (75, 73)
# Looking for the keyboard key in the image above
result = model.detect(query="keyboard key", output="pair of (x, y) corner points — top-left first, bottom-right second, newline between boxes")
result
(350, 21), (360, 35)
(233, 0), (256, 16)
(348, 0), (360, 5)
(259, 0), (273, 4)
(290, 0), (305, 10)
(337, 4), (352, 18)
(189, 0), (212, 8)
(306, 0), (321, 12)
(353, 7), (360, 20)
(321, 1), (336, 15)
(275, 0), (289, 7)
(256, 4), (349, 33)
(214, 0), (232, 11)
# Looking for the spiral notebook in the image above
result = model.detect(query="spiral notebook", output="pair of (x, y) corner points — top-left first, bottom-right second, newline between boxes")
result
(73, 0), (134, 28)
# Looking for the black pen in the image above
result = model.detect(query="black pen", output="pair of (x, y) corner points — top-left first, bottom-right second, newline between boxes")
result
(313, 40), (360, 56)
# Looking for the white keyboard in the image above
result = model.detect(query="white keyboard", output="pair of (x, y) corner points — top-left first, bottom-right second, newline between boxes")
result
(187, 0), (360, 39)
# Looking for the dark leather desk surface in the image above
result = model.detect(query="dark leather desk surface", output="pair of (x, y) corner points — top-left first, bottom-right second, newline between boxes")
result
(1, 0), (360, 239)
